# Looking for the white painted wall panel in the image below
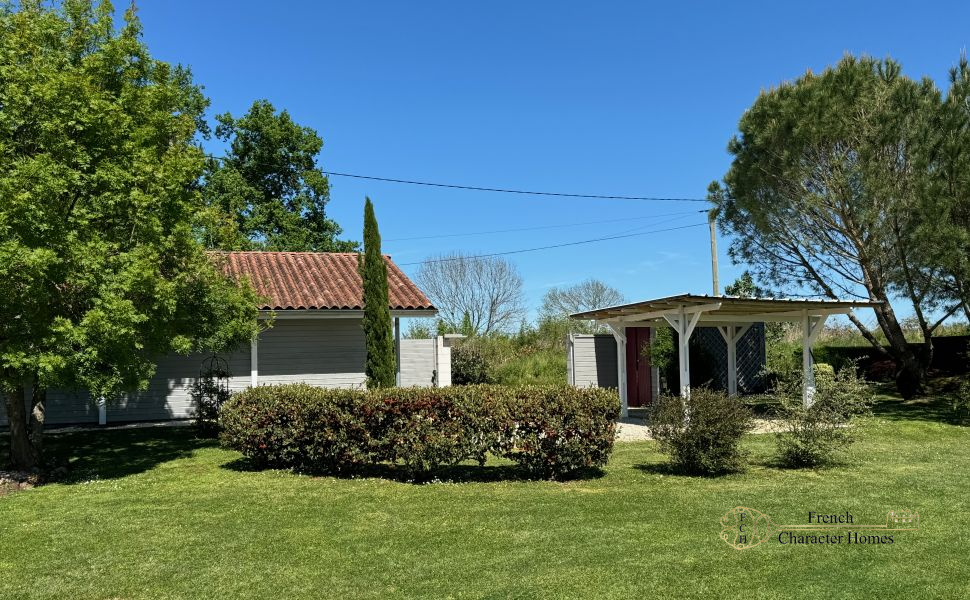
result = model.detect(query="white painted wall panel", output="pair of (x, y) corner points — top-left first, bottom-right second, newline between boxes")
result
(107, 349), (250, 422)
(400, 339), (435, 387)
(571, 334), (618, 389)
(257, 319), (366, 388)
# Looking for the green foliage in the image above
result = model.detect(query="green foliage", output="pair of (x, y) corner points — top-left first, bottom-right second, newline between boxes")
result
(200, 99), (357, 252)
(449, 317), (571, 386)
(221, 384), (619, 480)
(649, 388), (753, 475)
(360, 198), (395, 388)
(775, 366), (874, 467)
(219, 384), (372, 473)
(641, 327), (675, 388)
(0, 0), (260, 468)
(451, 346), (492, 385)
(491, 349), (566, 386)
(724, 271), (772, 298)
(712, 54), (970, 398)
(497, 386), (618, 479)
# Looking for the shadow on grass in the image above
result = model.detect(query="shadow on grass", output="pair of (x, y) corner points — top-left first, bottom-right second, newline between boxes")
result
(221, 455), (605, 484)
(36, 426), (216, 483)
(632, 462), (746, 478)
(870, 394), (963, 425)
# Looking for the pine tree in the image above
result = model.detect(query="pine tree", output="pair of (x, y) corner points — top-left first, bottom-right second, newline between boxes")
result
(360, 198), (396, 387)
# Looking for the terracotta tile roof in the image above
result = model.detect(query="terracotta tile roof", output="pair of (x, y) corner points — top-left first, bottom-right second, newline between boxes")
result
(213, 252), (435, 312)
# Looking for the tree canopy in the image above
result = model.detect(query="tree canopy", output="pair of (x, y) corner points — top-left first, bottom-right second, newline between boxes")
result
(713, 54), (970, 397)
(0, 0), (260, 469)
(200, 99), (357, 252)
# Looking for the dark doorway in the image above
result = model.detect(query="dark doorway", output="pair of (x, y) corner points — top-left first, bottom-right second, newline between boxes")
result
(625, 327), (653, 407)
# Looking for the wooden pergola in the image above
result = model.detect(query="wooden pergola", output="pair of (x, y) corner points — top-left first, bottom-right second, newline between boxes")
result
(571, 294), (879, 418)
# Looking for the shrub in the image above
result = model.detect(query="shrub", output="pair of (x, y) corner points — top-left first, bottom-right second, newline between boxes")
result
(366, 387), (494, 479)
(220, 384), (371, 473)
(220, 384), (619, 481)
(774, 365), (873, 467)
(451, 345), (492, 385)
(649, 388), (752, 475)
(497, 386), (618, 479)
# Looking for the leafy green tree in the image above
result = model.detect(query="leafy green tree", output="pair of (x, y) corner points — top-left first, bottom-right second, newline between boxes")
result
(724, 271), (771, 298)
(0, 0), (261, 470)
(712, 55), (960, 397)
(360, 198), (396, 388)
(200, 99), (357, 252)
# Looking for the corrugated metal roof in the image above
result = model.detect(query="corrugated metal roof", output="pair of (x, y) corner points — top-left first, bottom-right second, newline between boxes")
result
(213, 252), (435, 312)
(571, 293), (880, 321)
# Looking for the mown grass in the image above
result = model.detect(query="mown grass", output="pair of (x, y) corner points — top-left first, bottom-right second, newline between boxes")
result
(1, 395), (968, 599)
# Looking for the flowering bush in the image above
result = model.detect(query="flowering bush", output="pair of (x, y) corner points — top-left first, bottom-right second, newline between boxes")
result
(221, 384), (618, 480)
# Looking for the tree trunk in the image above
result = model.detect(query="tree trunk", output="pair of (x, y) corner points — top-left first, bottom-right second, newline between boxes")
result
(870, 299), (924, 399)
(3, 384), (39, 471)
(27, 385), (47, 465)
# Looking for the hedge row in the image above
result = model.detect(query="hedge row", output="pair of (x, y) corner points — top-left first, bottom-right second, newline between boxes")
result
(220, 384), (619, 480)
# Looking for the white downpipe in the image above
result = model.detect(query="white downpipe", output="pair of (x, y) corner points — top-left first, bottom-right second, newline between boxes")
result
(251, 336), (259, 388)
(394, 318), (401, 387)
(98, 396), (106, 425)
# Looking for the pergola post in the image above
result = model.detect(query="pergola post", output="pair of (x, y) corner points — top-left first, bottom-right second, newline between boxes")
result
(802, 310), (827, 408)
(608, 324), (628, 418)
(663, 307), (702, 399)
(718, 324), (752, 397)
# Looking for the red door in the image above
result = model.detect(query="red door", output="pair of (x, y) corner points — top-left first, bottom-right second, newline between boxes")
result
(625, 327), (653, 407)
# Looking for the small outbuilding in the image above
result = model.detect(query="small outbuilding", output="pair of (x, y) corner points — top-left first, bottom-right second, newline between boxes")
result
(1, 252), (443, 427)
(570, 293), (879, 418)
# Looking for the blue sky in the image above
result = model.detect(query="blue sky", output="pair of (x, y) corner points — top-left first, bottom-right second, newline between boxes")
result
(136, 1), (968, 325)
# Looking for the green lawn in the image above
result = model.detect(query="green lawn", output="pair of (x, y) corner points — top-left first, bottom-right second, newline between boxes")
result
(1, 394), (968, 599)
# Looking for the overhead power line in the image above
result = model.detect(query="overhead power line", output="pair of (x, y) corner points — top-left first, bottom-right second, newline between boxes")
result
(206, 155), (708, 202)
(385, 209), (707, 242)
(398, 221), (709, 266)
(323, 171), (709, 202)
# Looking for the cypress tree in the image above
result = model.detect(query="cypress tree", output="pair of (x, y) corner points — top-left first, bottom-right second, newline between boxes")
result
(360, 197), (396, 387)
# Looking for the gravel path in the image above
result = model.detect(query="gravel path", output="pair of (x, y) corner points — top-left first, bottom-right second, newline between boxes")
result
(616, 418), (782, 442)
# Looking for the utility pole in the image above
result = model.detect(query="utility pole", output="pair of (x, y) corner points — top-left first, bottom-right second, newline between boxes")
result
(709, 210), (719, 295)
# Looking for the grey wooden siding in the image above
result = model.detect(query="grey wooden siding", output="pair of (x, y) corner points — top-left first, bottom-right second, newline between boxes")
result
(108, 349), (251, 421)
(0, 388), (100, 427)
(571, 334), (618, 388)
(257, 318), (366, 388)
(0, 348), (250, 426)
(400, 339), (435, 387)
